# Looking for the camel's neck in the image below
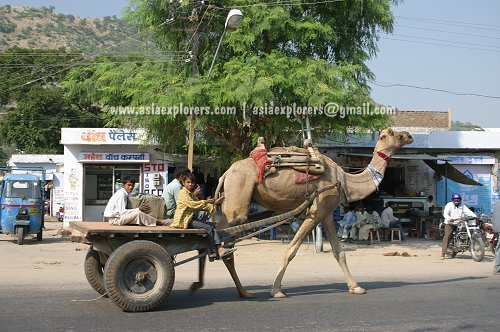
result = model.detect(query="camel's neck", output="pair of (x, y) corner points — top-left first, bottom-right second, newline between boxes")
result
(340, 152), (390, 202)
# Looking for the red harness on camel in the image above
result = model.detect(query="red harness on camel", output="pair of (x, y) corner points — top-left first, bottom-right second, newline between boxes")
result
(250, 149), (322, 184)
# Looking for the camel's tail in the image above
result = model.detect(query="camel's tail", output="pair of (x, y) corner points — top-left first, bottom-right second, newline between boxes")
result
(214, 170), (228, 198)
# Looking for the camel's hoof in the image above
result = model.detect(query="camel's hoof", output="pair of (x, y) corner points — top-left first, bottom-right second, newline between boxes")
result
(270, 290), (287, 298)
(189, 282), (203, 294)
(239, 291), (255, 299)
(349, 286), (366, 295)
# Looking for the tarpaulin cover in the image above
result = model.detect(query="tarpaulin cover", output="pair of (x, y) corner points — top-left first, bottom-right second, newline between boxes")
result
(127, 194), (166, 219)
(424, 160), (483, 186)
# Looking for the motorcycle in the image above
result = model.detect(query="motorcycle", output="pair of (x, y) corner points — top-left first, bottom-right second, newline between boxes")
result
(478, 214), (498, 254)
(446, 216), (485, 262)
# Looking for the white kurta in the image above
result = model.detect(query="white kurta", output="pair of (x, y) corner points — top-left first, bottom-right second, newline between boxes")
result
(103, 188), (157, 226)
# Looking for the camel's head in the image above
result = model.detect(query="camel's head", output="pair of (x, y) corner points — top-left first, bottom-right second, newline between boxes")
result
(375, 128), (413, 156)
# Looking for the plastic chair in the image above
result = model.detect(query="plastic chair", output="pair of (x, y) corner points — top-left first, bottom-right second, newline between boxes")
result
(390, 227), (402, 243)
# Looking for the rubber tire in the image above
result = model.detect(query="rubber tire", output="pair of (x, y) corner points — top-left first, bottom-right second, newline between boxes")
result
(104, 240), (174, 312)
(84, 248), (106, 295)
(36, 229), (43, 241)
(470, 236), (485, 262)
(451, 251), (458, 258)
(17, 227), (25, 245)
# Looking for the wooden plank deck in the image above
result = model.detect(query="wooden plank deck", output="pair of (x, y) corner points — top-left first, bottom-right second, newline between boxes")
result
(69, 221), (206, 237)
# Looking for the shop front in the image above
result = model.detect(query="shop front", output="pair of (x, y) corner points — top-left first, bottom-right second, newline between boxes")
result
(61, 128), (168, 226)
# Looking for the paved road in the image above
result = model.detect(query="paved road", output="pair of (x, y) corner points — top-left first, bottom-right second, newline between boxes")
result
(1, 276), (499, 331)
(1, 222), (499, 331)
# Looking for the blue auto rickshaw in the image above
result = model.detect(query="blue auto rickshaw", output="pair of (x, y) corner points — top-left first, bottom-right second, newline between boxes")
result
(0, 170), (45, 245)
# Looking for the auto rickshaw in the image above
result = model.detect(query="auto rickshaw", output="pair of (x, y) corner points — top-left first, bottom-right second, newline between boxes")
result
(0, 169), (45, 245)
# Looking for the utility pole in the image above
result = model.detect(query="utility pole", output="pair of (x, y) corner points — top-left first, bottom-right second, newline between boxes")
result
(187, 2), (203, 171)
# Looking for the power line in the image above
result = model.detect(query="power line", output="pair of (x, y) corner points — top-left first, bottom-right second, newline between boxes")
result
(395, 24), (500, 41)
(380, 37), (500, 53)
(396, 15), (500, 31)
(370, 80), (500, 100)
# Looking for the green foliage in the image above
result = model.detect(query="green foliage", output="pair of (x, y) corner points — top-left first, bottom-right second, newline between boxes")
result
(451, 121), (484, 131)
(0, 20), (17, 33)
(64, 0), (397, 166)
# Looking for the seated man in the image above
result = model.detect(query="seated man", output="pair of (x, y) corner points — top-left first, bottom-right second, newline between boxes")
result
(381, 201), (407, 241)
(163, 168), (190, 219)
(349, 204), (368, 241)
(337, 204), (357, 242)
(357, 206), (383, 242)
(104, 176), (168, 226)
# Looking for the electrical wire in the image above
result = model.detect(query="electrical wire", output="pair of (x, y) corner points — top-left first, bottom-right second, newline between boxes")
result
(370, 81), (500, 100)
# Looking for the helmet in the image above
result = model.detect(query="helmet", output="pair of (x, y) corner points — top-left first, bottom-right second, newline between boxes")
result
(451, 193), (462, 206)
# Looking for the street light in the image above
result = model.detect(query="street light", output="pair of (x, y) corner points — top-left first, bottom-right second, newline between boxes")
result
(187, 9), (243, 171)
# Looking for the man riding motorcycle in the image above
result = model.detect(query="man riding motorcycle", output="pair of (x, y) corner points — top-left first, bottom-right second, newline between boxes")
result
(441, 193), (477, 259)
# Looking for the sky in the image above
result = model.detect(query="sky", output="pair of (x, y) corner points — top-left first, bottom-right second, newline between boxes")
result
(1, 0), (499, 128)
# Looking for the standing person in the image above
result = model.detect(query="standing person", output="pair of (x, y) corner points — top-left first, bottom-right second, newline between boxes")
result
(104, 176), (169, 226)
(381, 201), (407, 241)
(172, 172), (234, 260)
(162, 168), (189, 219)
(492, 200), (500, 275)
(441, 193), (476, 259)
(494, 240), (500, 275)
(423, 195), (434, 215)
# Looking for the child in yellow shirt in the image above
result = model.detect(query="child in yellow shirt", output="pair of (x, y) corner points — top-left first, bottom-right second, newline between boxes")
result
(171, 172), (234, 260)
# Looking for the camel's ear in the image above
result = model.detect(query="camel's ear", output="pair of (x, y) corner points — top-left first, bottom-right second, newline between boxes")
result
(386, 128), (394, 136)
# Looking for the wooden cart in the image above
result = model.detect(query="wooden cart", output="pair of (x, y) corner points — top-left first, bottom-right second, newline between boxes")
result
(70, 222), (211, 312)
(69, 187), (332, 312)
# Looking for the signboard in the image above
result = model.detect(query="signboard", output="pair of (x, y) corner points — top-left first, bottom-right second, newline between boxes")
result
(78, 152), (150, 163)
(61, 128), (147, 145)
(143, 162), (167, 196)
(437, 155), (495, 165)
(437, 164), (492, 213)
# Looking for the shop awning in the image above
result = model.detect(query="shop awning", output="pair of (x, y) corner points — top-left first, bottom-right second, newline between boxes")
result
(423, 160), (483, 186)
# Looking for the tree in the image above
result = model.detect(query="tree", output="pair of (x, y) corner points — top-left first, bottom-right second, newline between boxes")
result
(65, 0), (398, 164)
(0, 48), (105, 153)
(0, 85), (102, 154)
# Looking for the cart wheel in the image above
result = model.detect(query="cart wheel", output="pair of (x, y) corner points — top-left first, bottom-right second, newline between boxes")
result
(104, 240), (175, 312)
(36, 229), (43, 241)
(85, 248), (106, 295)
(17, 227), (25, 245)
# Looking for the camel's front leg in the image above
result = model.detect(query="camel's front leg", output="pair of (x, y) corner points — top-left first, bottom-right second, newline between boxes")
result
(270, 217), (317, 298)
(189, 249), (207, 294)
(223, 254), (255, 299)
(321, 218), (366, 294)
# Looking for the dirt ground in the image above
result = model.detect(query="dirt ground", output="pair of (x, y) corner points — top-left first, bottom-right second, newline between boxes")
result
(0, 221), (497, 289)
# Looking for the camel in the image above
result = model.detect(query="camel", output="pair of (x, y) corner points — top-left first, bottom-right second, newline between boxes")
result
(213, 128), (413, 298)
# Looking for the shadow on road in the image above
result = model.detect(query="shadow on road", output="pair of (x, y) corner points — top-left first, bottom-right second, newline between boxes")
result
(151, 275), (488, 312)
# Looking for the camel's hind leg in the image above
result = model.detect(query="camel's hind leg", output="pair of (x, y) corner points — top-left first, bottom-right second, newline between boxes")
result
(321, 218), (366, 294)
(270, 217), (317, 298)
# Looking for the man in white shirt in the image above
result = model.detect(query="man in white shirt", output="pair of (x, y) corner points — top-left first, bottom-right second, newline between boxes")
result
(104, 176), (167, 226)
(381, 201), (407, 241)
(357, 206), (383, 242)
(349, 205), (368, 241)
(441, 192), (476, 259)
(423, 195), (434, 216)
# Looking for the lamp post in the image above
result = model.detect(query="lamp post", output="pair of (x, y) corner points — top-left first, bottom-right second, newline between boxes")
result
(187, 9), (243, 171)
